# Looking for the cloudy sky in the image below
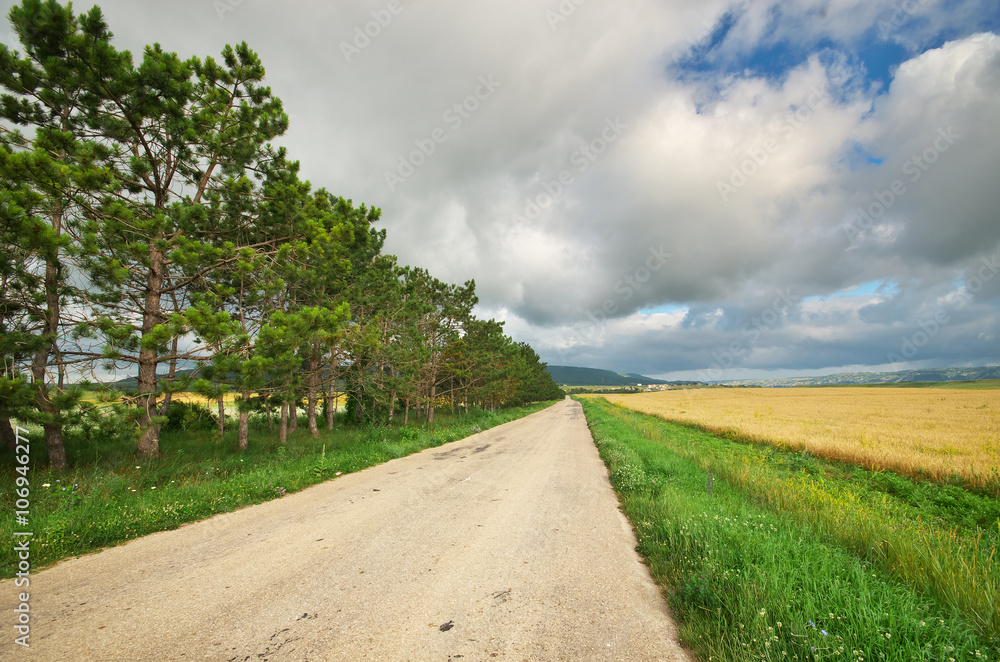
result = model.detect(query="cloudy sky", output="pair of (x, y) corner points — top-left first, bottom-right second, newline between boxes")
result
(5, 0), (999, 380)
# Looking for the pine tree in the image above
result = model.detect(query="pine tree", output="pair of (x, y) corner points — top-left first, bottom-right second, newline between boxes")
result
(70, 33), (289, 458)
(0, 0), (113, 467)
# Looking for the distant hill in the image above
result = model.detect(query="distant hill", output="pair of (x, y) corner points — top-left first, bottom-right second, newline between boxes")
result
(545, 365), (670, 386)
(720, 366), (1000, 387)
(108, 369), (197, 393)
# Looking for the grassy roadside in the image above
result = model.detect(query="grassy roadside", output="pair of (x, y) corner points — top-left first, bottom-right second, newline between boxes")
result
(0, 402), (556, 576)
(579, 396), (998, 661)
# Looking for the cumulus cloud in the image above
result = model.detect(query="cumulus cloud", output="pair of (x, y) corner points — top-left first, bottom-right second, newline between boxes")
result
(13, 0), (997, 378)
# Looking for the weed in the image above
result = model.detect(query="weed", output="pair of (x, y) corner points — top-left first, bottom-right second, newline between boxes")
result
(580, 396), (999, 660)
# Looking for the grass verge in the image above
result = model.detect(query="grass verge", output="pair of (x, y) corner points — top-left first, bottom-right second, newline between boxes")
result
(0, 402), (556, 576)
(580, 396), (999, 661)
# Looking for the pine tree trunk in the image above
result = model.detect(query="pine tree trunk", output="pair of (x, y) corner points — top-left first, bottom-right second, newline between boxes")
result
(279, 401), (288, 444)
(238, 390), (251, 450)
(217, 395), (225, 437)
(289, 402), (297, 432)
(326, 382), (336, 431)
(426, 328), (439, 424)
(136, 247), (165, 459)
(0, 419), (16, 454)
(388, 389), (396, 424)
(427, 382), (436, 424)
(31, 215), (68, 469)
(32, 380), (67, 470)
(43, 424), (66, 469)
(307, 349), (320, 438)
(403, 398), (410, 426)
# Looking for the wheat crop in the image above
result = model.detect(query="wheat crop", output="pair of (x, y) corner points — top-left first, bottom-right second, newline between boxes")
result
(602, 387), (1000, 487)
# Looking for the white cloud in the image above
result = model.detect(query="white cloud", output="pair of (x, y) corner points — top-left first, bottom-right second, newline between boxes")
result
(9, 0), (996, 377)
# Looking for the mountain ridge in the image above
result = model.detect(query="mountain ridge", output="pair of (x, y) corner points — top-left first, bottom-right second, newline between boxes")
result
(718, 366), (1000, 387)
(545, 365), (673, 386)
(546, 365), (1000, 388)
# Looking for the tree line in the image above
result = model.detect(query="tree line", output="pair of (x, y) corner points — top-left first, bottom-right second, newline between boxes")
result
(0, 0), (563, 469)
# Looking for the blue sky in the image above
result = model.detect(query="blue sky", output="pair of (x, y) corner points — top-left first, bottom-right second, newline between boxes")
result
(675, 1), (1000, 88)
(4, 0), (997, 380)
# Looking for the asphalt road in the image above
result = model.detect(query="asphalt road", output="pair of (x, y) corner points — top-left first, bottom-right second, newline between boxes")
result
(2, 398), (690, 661)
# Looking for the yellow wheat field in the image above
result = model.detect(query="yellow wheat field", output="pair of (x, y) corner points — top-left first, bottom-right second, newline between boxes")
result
(170, 392), (246, 405)
(601, 387), (1000, 486)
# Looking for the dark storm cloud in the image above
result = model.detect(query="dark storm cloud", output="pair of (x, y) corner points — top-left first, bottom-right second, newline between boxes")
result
(7, 0), (996, 378)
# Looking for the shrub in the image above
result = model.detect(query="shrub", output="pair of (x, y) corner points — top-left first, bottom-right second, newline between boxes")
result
(164, 401), (218, 432)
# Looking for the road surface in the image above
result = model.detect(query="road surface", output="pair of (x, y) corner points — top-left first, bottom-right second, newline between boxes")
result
(2, 398), (690, 661)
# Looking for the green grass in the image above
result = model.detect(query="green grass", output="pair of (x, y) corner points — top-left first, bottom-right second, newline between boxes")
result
(579, 396), (999, 661)
(0, 402), (556, 575)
